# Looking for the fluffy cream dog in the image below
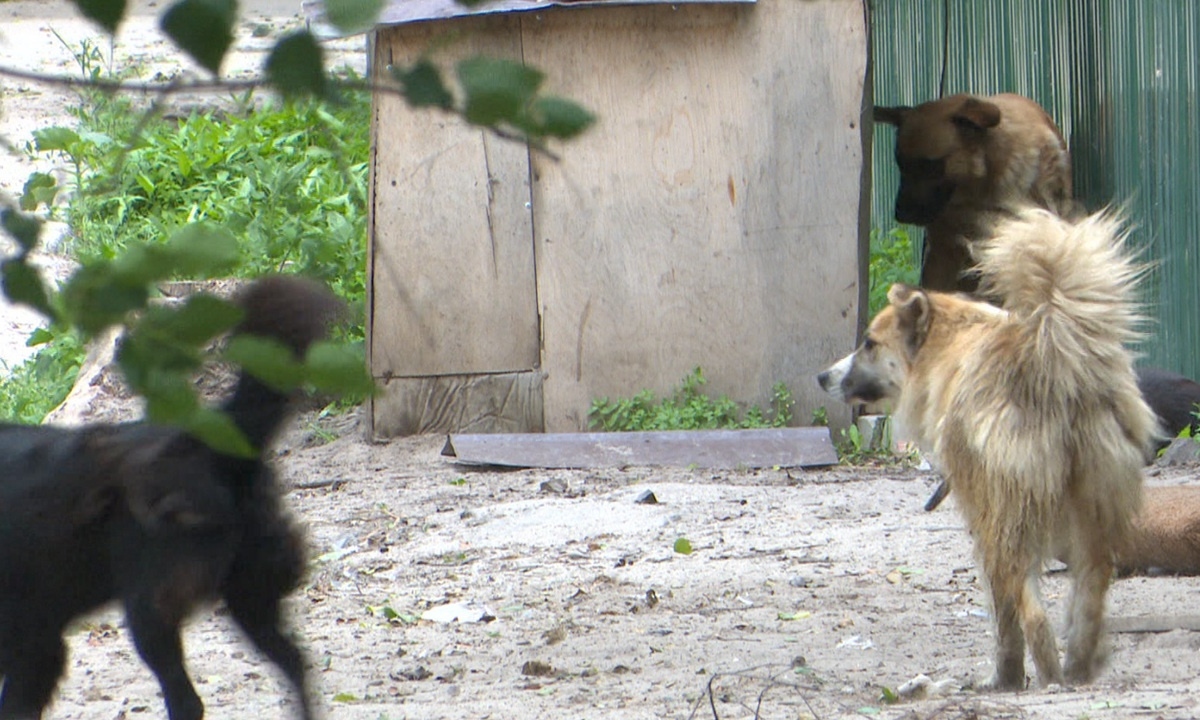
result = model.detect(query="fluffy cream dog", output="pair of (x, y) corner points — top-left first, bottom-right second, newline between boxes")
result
(818, 209), (1156, 688)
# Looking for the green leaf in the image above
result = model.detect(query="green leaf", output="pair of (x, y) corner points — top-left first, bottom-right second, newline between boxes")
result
(1, 209), (42, 252)
(20, 173), (60, 211)
(70, 0), (128, 34)
(163, 224), (241, 277)
(332, 693), (358, 703)
(673, 537), (693, 555)
(61, 265), (149, 336)
(393, 59), (454, 110)
(116, 328), (202, 394)
(2, 259), (55, 320)
(33, 127), (82, 153)
(304, 341), (375, 396)
(26, 327), (55, 347)
(266, 31), (328, 98)
(160, 0), (236, 76)
(113, 225), (240, 285)
(144, 294), (243, 346)
(182, 406), (256, 457)
(224, 335), (306, 392)
(137, 374), (200, 421)
(530, 96), (596, 139)
(323, 0), (383, 34)
(457, 56), (544, 127)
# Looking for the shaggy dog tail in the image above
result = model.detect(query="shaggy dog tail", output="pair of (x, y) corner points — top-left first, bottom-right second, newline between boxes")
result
(975, 209), (1146, 379)
(971, 208), (1157, 532)
(223, 275), (344, 451)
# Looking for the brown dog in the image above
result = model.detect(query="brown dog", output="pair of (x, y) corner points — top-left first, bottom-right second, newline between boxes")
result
(818, 209), (1155, 689)
(1119, 486), (1200, 575)
(875, 93), (1075, 293)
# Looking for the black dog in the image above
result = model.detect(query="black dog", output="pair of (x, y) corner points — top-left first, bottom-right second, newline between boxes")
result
(1135, 366), (1200, 450)
(0, 276), (340, 720)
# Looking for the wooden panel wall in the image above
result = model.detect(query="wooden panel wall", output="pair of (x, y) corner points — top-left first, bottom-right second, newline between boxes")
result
(524, 1), (869, 430)
(369, 18), (539, 379)
(368, 0), (869, 436)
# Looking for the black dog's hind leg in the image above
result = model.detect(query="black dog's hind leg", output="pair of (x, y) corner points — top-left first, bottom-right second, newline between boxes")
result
(221, 522), (312, 720)
(124, 593), (204, 720)
(0, 634), (67, 719)
(224, 589), (312, 720)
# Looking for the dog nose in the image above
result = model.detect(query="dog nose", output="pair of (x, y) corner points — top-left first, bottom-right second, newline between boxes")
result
(816, 371), (831, 390)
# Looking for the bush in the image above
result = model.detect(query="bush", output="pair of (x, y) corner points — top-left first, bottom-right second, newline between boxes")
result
(589, 367), (793, 432)
(868, 226), (920, 317)
(35, 87), (370, 314)
(8, 71), (371, 423)
(0, 328), (85, 424)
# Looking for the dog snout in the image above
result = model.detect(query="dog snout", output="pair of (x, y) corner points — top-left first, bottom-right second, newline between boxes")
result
(816, 355), (855, 402)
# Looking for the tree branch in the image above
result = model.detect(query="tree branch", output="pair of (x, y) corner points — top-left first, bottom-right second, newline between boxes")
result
(0, 63), (559, 160)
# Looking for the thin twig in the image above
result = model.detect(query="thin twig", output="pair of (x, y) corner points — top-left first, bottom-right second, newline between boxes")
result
(706, 673), (721, 720)
(0, 64), (561, 160)
(688, 662), (824, 720)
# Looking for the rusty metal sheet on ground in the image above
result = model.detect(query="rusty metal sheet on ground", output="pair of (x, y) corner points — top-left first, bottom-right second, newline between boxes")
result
(442, 427), (837, 469)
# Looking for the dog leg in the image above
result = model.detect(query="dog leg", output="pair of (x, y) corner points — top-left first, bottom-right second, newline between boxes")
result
(0, 635), (66, 719)
(124, 595), (204, 720)
(980, 546), (1063, 689)
(1062, 525), (1116, 683)
(224, 592), (312, 720)
(1017, 572), (1064, 687)
(982, 570), (1027, 690)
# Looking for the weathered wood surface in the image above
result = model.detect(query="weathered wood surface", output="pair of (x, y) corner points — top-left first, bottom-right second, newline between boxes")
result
(368, 0), (869, 436)
(524, 1), (868, 430)
(369, 18), (539, 379)
(305, 0), (754, 34)
(372, 372), (543, 437)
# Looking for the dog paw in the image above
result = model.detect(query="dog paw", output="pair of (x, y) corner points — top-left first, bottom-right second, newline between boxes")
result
(1063, 660), (1097, 686)
(974, 671), (1028, 692)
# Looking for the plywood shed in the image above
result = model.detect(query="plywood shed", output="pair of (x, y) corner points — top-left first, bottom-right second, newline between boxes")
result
(324, 0), (871, 437)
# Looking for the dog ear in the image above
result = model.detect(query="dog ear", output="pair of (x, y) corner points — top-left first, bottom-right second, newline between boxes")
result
(887, 283), (932, 358)
(952, 97), (1002, 132)
(873, 105), (910, 126)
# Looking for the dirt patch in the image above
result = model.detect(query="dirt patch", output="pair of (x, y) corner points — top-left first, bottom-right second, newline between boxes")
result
(5, 3), (1200, 720)
(41, 423), (1200, 720)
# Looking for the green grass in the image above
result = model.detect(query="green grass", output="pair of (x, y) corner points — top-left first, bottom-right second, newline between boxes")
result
(36, 87), (370, 319)
(868, 226), (920, 317)
(589, 366), (793, 432)
(0, 328), (86, 424)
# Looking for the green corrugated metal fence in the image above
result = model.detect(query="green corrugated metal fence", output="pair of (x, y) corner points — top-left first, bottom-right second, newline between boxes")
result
(871, 1), (1200, 379)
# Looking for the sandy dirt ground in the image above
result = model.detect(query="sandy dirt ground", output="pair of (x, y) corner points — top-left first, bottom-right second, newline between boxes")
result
(4, 3), (1200, 720)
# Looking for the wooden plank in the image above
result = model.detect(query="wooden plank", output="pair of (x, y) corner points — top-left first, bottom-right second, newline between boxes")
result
(369, 21), (539, 378)
(521, 1), (869, 430)
(306, 0), (755, 36)
(1109, 615), (1200, 634)
(444, 427), (837, 469)
(373, 371), (544, 437)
